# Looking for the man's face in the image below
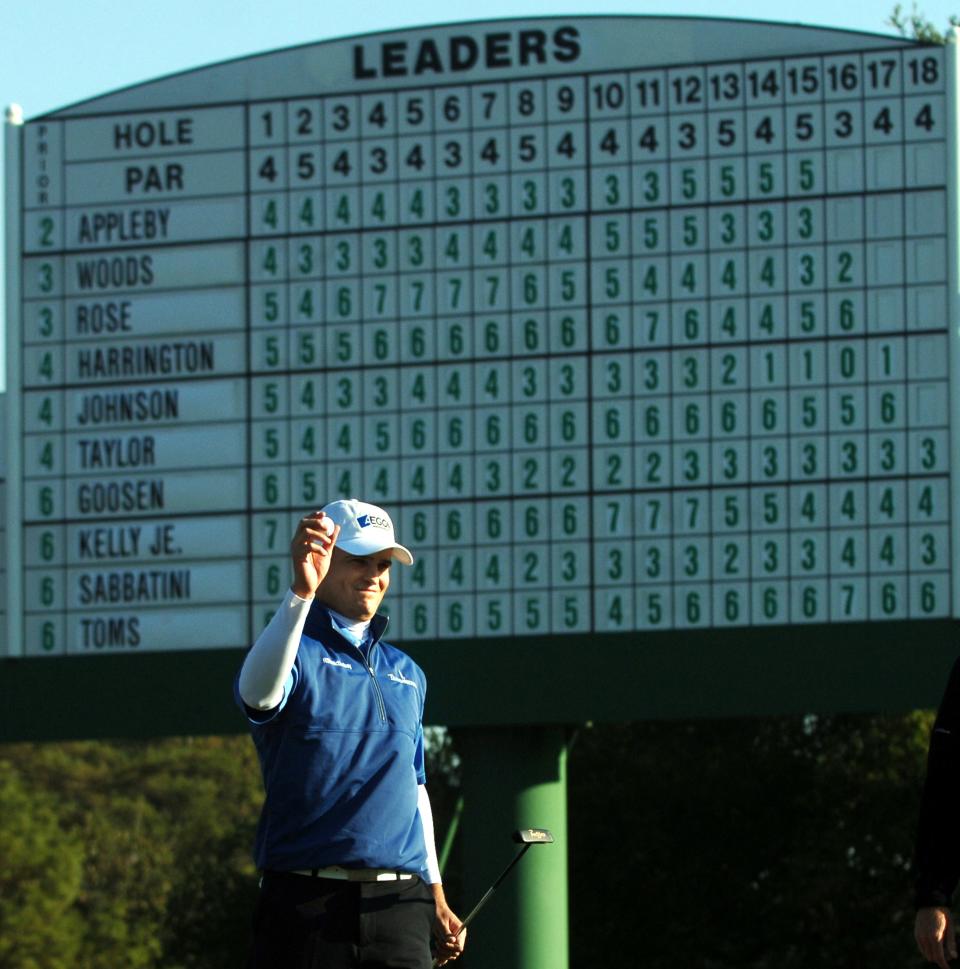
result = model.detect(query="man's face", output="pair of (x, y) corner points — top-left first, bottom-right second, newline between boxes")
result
(315, 547), (392, 621)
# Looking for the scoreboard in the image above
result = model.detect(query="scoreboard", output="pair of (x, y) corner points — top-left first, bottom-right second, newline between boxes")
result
(3, 17), (959, 681)
(1, 393), (6, 651)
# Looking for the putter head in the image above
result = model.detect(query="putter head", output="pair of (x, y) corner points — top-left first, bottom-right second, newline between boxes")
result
(512, 827), (554, 844)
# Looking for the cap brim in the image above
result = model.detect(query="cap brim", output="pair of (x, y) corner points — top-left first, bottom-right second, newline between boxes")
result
(391, 545), (414, 566)
(337, 539), (414, 566)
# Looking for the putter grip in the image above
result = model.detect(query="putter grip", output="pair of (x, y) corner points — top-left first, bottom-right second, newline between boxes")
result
(430, 842), (537, 966)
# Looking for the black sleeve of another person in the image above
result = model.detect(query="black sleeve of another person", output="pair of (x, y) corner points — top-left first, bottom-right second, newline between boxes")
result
(915, 657), (960, 909)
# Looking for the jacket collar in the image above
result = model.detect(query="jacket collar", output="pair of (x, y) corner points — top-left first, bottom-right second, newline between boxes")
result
(303, 602), (389, 651)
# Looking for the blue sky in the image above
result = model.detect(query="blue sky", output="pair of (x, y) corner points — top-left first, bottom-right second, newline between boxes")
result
(2, 0), (956, 389)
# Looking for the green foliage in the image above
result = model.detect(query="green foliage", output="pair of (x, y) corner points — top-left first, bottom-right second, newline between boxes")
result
(888, 3), (960, 42)
(0, 764), (84, 969)
(0, 713), (938, 968)
(147, 738), (263, 969)
(567, 712), (934, 969)
(0, 737), (262, 969)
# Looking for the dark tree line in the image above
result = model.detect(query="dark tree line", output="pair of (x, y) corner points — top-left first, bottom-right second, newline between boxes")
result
(0, 710), (935, 969)
(567, 713), (931, 969)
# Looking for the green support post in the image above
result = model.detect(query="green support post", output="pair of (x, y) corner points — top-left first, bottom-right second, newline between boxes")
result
(454, 726), (568, 969)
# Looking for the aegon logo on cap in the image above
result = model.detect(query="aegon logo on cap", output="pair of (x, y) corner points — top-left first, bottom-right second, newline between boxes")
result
(357, 514), (390, 529)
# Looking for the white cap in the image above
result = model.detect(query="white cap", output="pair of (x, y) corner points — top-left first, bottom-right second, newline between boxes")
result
(321, 498), (413, 565)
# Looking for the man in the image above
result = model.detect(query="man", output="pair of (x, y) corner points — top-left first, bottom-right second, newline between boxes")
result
(236, 498), (465, 968)
(914, 656), (960, 968)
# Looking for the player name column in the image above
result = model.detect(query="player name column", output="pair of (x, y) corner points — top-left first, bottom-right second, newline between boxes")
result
(23, 107), (251, 654)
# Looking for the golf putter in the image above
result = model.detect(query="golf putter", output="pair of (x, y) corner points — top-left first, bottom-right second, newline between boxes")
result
(432, 828), (554, 967)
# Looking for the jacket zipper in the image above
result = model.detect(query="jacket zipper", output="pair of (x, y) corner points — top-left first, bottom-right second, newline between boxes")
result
(348, 642), (386, 722)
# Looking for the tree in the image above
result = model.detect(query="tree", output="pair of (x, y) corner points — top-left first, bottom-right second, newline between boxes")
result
(567, 712), (932, 969)
(147, 737), (263, 969)
(888, 3), (959, 41)
(0, 764), (85, 969)
(0, 710), (938, 969)
(0, 737), (263, 969)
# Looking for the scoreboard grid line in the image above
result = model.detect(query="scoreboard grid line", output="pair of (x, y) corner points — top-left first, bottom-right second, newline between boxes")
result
(243, 100), (258, 650)
(581, 68), (598, 635)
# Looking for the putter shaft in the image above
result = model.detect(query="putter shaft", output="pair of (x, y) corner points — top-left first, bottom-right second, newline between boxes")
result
(431, 829), (553, 967)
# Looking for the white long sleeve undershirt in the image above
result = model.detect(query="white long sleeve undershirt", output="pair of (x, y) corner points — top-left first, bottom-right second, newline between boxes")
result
(238, 589), (313, 710)
(418, 783), (443, 884)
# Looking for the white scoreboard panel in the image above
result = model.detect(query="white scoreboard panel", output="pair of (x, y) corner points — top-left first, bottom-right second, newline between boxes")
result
(5, 18), (958, 656)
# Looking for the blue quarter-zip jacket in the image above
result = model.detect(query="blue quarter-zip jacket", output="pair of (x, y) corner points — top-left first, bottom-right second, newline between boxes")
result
(235, 604), (428, 875)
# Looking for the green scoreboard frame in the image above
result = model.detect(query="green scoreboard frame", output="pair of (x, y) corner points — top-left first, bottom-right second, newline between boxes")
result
(3, 17), (959, 740)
